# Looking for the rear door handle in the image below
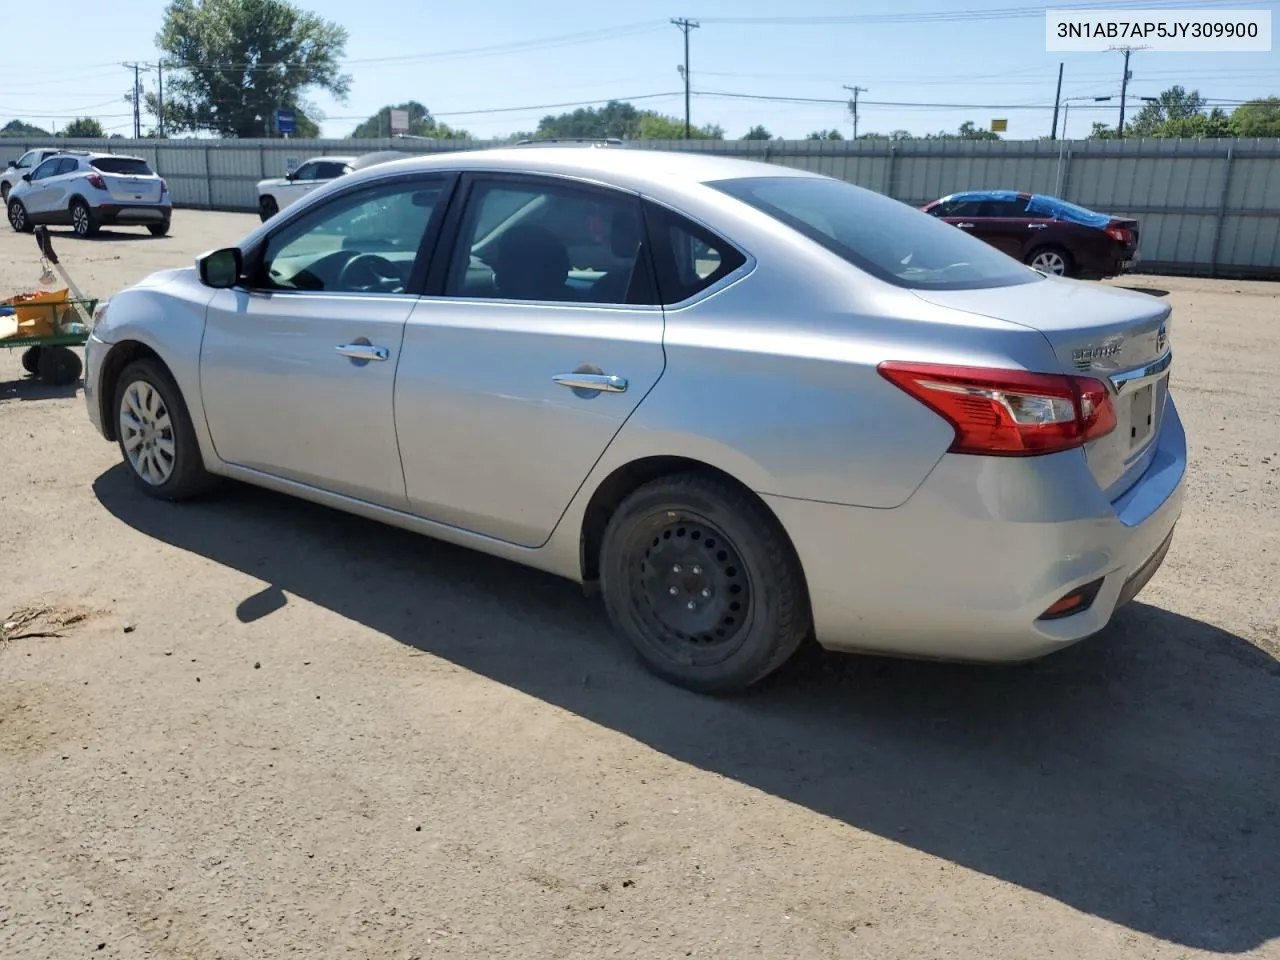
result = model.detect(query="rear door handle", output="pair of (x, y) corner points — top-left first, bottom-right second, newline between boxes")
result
(1027, 223), (1048, 229)
(336, 343), (388, 362)
(956, 222), (975, 229)
(552, 373), (628, 393)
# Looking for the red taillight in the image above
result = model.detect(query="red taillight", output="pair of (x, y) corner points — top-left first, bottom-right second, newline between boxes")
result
(86, 173), (106, 190)
(1105, 225), (1133, 244)
(159, 178), (168, 193)
(877, 362), (1117, 456)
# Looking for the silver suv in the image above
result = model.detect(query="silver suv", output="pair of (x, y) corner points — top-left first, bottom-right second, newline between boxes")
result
(1, 147), (69, 204)
(7, 152), (172, 238)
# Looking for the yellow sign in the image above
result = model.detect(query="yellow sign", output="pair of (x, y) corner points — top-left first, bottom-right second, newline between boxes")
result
(991, 119), (1008, 132)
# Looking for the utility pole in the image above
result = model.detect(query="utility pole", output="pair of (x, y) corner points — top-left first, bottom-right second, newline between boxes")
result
(1050, 62), (1064, 139)
(671, 18), (699, 139)
(1111, 45), (1148, 137)
(843, 85), (867, 139)
(123, 62), (143, 138)
(156, 59), (165, 138)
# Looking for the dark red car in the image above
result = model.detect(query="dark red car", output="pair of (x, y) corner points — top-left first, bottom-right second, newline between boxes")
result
(920, 190), (1139, 280)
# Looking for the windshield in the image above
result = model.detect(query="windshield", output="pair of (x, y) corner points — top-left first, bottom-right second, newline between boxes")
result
(90, 157), (153, 176)
(709, 176), (1041, 291)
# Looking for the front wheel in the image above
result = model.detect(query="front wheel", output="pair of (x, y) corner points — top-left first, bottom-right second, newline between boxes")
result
(599, 472), (811, 694)
(8, 199), (32, 233)
(148, 220), (170, 237)
(1027, 245), (1073, 277)
(258, 196), (278, 221)
(113, 358), (218, 501)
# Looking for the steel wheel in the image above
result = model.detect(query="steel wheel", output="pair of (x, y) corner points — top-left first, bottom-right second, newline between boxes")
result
(119, 378), (177, 486)
(71, 200), (92, 237)
(630, 514), (754, 667)
(1030, 248), (1069, 276)
(8, 199), (29, 232)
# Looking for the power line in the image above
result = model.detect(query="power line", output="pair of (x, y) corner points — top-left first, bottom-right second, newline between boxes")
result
(696, 0), (1249, 26)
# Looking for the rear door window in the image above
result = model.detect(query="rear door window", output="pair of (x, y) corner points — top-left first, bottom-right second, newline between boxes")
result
(90, 157), (154, 176)
(55, 157), (81, 175)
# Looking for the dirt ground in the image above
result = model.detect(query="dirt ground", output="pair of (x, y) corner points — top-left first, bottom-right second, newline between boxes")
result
(1, 213), (1277, 960)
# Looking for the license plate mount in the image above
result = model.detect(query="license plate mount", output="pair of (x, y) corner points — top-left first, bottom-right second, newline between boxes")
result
(1128, 383), (1154, 448)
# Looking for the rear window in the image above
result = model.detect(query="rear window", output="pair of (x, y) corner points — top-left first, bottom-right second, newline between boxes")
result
(709, 176), (1041, 291)
(90, 157), (153, 176)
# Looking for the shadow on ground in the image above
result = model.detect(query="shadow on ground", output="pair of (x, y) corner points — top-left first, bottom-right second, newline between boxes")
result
(1117, 285), (1172, 298)
(93, 467), (1280, 954)
(0, 373), (80, 402)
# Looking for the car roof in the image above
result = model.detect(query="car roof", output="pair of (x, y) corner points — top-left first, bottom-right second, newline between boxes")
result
(302, 155), (357, 164)
(344, 145), (822, 194)
(939, 189), (1032, 204)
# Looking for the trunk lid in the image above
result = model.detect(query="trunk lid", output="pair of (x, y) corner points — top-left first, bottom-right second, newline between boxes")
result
(912, 278), (1172, 502)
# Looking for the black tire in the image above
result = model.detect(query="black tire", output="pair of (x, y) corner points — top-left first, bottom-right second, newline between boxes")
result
(113, 358), (219, 501)
(1026, 245), (1074, 278)
(36, 345), (82, 386)
(21, 345), (43, 374)
(148, 220), (171, 237)
(599, 472), (811, 694)
(70, 198), (98, 237)
(0, 183), (9, 204)
(8, 198), (32, 233)
(258, 196), (278, 222)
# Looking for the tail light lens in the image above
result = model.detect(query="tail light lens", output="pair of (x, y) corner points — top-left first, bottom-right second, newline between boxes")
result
(877, 362), (1117, 456)
(86, 173), (107, 190)
(159, 178), (169, 194)
(1105, 225), (1133, 244)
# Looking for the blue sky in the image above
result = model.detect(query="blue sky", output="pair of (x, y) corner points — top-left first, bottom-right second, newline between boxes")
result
(3, 0), (1277, 141)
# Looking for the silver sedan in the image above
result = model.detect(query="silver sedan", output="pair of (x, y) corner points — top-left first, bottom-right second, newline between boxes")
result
(82, 145), (1185, 693)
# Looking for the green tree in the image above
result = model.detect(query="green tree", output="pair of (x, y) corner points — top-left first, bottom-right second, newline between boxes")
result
(1087, 121), (1117, 140)
(1, 119), (51, 138)
(349, 101), (470, 139)
(1125, 85), (1207, 137)
(529, 101), (720, 140)
(806, 129), (844, 140)
(858, 129), (913, 140)
(741, 124), (773, 140)
(925, 121), (1000, 140)
(147, 0), (350, 138)
(59, 117), (106, 138)
(1230, 97), (1280, 137)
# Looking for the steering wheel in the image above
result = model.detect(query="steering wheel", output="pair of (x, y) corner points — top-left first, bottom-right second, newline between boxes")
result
(337, 253), (404, 293)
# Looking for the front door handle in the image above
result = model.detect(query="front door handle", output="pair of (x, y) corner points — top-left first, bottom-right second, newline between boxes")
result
(956, 222), (975, 228)
(1027, 223), (1048, 229)
(336, 343), (388, 362)
(552, 373), (628, 393)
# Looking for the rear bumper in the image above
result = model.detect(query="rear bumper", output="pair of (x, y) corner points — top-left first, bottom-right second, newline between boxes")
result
(93, 202), (171, 225)
(766, 397), (1186, 663)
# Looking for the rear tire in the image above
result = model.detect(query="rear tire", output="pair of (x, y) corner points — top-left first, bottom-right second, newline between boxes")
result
(258, 196), (278, 221)
(8, 199), (32, 233)
(21, 346), (43, 375)
(1027, 245), (1073, 278)
(113, 358), (218, 501)
(70, 198), (98, 237)
(148, 220), (170, 237)
(599, 472), (811, 695)
(37, 345), (82, 386)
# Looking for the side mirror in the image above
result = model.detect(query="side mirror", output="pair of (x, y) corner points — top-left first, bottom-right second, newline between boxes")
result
(197, 247), (242, 289)
(285, 172), (296, 182)
(21, 173), (31, 182)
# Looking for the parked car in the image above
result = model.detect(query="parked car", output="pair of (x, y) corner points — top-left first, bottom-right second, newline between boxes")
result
(82, 148), (1183, 694)
(256, 156), (355, 221)
(7, 152), (171, 237)
(921, 190), (1140, 279)
(1, 147), (76, 204)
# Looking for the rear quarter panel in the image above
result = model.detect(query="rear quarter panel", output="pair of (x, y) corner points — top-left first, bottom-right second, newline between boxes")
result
(599, 251), (1064, 509)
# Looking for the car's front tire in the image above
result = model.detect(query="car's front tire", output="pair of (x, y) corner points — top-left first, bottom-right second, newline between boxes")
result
(0, 183), (9, 204)
(599, 472), (811, 694)
(148, 220), (170, 237)
(113, 358), (218, 501)
(258, 196), (278, 221)
(8, 199), (32, 233)
(70, 198), (99, 238)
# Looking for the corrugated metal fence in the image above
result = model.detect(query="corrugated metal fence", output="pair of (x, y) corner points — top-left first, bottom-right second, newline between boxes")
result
(5, 136), (1279, 277)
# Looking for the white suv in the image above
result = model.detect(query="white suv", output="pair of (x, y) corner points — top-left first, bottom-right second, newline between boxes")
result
(1, 147), (70, 205)
(7, 152), (172, 238)
(256, 155), (354, 221)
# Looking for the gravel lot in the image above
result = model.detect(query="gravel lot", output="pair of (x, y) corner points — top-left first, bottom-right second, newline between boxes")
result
(1, 212), (1277, 960)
